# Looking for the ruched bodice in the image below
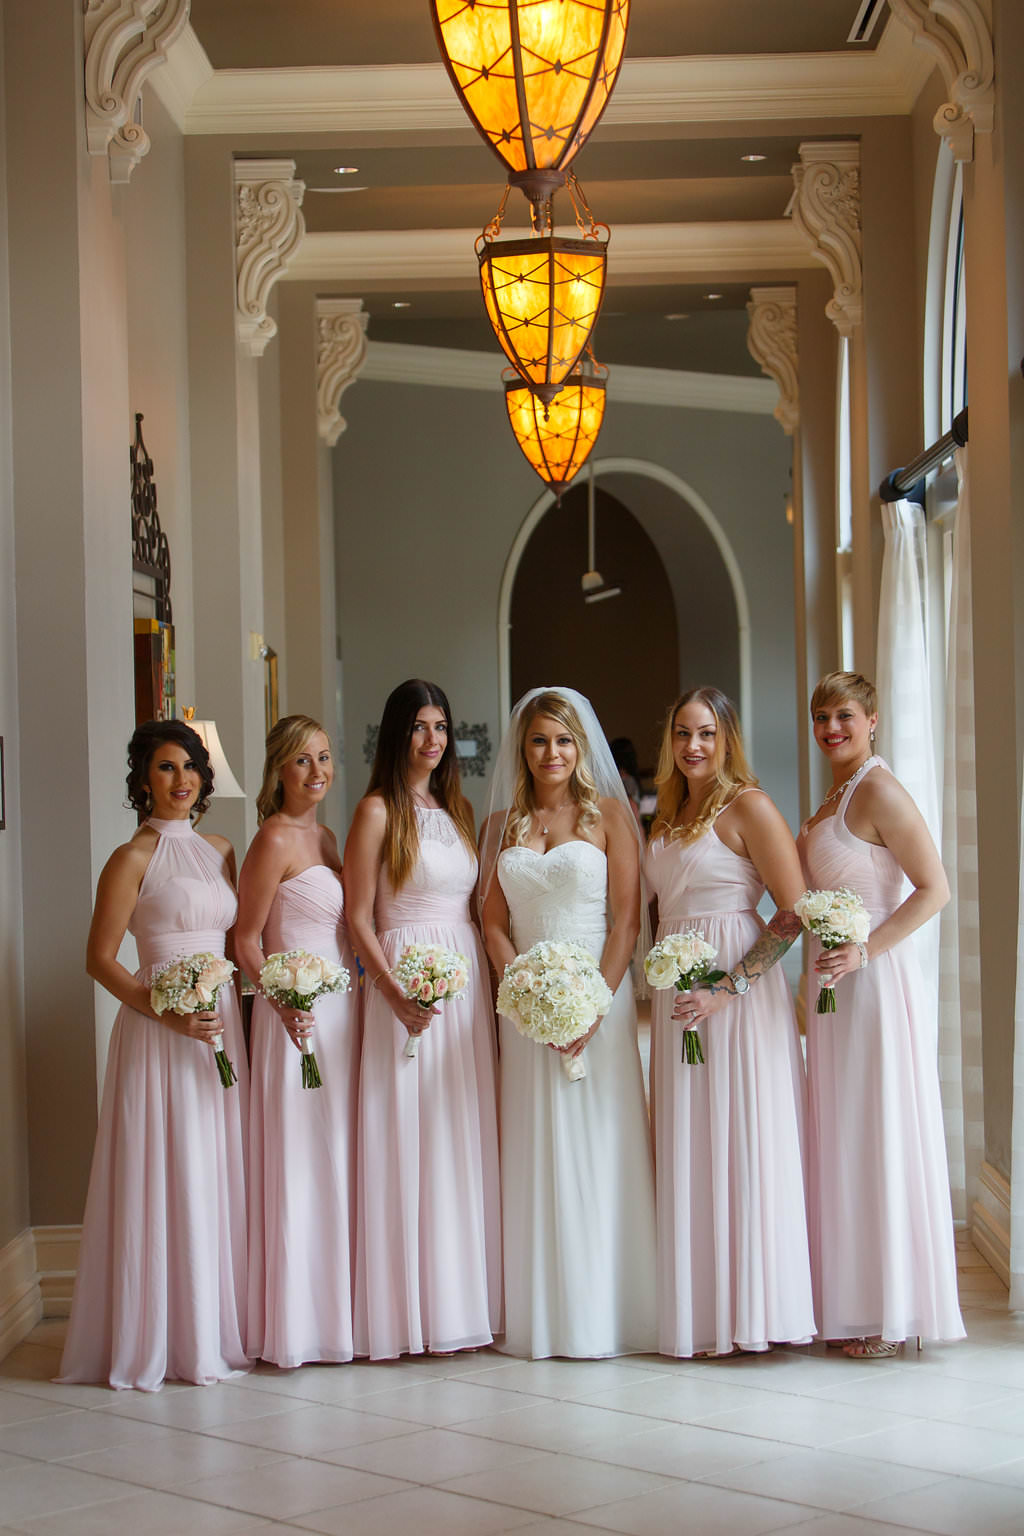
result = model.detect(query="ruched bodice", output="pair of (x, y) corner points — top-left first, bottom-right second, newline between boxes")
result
(263, 865), (346, 960)
(498, 840), (608, 957)
(799, 758), (905, 922)
(375, 806), (476, 931)
(645, 825), (763, 925)
(130, 818), (236, 972)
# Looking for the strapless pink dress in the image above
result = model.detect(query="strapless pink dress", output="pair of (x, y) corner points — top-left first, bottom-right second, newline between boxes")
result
(798, 758), (964, 1342)
(247, 865), (361, 1366)
(646, 810), (815, 1357)
(354, 807), (501, 1359)
(58, 817), (249, 1390)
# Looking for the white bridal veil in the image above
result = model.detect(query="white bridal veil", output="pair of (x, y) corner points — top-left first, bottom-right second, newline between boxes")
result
(479, 685), (652, 976)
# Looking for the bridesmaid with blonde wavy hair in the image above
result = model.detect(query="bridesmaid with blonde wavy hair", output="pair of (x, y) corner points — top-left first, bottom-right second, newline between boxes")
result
(236, 714), (360, 1367)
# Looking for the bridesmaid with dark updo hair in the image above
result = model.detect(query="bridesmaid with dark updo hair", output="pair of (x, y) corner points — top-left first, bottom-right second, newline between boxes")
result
(59, 720), (248, 1391)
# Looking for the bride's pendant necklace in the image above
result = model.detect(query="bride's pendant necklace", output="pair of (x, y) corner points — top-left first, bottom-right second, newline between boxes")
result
(819, 756), (871, 812)
(536, 800), (572, 837)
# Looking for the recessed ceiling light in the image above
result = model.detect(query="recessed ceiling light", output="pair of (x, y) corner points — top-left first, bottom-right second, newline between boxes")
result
(704, 292), (724, 301)
(334, 165), (359, 175)
(664, 313), (689, 321)
(741, 153), (767, 163)
(392, 301), (411, 309)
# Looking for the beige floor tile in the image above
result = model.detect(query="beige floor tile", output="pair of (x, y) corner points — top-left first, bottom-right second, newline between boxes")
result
(182, 1457), (413, 1520)
(59, 1429), (286, 1489)
(566, 1478), (820, 1534)
(0, 1462), (141, 1524)
(593, 1422), (809, 1479)
(856, 1472), (1024, 1534)
(318, 1425), (544, 1482)
(830, 1416), (1024, 1476)
(454, 1400), (669, 1455)
(335, 1378), (551, 1428)
(0, 1406), (170, 1461)
(803, 1364), (1021, 1418)
(200, 1402), (421, 1455)
(766, 1518), (934, 1536)
(699, 1395), (920, 1449)
(703, 1446), (942, 1511)
(457, 1359), (669, 1401)
(574, 1372), (782, 1422)
(0, 1393), (75, 1429)
(290, 1485), (540, 1535)
(10, 1487), (276, 1534)
(96, 1383), (309, 1431)
(439, 1452), (675, 1516)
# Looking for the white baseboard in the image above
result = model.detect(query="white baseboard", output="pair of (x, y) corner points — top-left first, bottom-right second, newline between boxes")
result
(32, 1225), (81, 1317)
(971, 1161), (1011, 1286)
(0, 1229), (42, 1361)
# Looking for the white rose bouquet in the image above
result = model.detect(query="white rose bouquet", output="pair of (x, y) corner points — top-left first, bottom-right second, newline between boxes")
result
(795, 887), (870, 1013)
(643, 931), (725, 1065)
(391, 943), (471, 1059)
(150, 952), (238, 1088)
(259, 949), (351, 1088)
(496, 939), (613, 1083)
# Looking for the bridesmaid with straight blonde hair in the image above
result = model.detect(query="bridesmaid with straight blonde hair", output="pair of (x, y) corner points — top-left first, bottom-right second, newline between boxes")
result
(236, 714), (360, 1367)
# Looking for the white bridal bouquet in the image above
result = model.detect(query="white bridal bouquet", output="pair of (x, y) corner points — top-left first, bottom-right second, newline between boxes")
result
(150, 952), (238, 1088)
(392, 943), (471, 1058)
(259, 949), (351, 1088)
(496, 939), (613, 1083)
(643, 931), (725, 1065)
(794, 887), (870, 1013)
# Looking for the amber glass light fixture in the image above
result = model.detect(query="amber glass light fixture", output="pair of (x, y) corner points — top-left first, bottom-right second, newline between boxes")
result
(504, 353), (607, 492)
(431, 1), (630, 213)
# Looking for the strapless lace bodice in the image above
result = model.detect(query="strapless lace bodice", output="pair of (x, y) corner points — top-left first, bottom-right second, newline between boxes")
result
(498, 840), (608, 958)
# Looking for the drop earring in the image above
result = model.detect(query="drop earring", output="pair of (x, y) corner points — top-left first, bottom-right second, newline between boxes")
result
(869, 729), (876, 748)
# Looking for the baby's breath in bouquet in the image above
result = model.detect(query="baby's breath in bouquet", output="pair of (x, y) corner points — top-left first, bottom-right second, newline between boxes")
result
(150, 952), (238, 1088)
(497, 939), (613, 1083)
(795, 887), (870, 1013)
(259, 949), (351, 1088)
(392, 944), (471, 1059)
(643, 931), (725, 1065)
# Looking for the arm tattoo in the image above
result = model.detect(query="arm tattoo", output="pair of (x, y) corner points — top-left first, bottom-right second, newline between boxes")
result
(703, 908), (801, 994)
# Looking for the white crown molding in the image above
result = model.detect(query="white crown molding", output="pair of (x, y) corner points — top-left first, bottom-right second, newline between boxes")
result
(360, 341), (776, 416)
(287, 220), (815, 286)
(316, 298), (369, 445)
(747, 286), (799, 435)
(234, 160), (306, 357)
(145, 8), (212, 129)
(887, 0), (993, 162)
(156, 16), (935, 137)
(84, 0), (190, 183)
(788, 142), (862, 338)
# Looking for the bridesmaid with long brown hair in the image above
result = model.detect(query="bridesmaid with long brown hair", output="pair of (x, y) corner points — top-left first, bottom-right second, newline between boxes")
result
(344, 679), (501, 1359)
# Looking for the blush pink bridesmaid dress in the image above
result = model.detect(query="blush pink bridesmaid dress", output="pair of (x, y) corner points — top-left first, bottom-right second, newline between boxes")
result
(799, 758), (964, 1344)
(247, 864), (361, 1366)
(58, 817), (249, 1391)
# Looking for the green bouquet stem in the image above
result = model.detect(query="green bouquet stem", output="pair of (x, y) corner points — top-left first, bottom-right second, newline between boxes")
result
(301, 1046), (323, 1089)
(209, 1031), (237, 1089)
(817, 945), (839, 1013)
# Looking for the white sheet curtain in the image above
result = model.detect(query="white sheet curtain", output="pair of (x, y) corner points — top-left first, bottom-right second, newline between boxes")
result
(937, 448), (984, 1225)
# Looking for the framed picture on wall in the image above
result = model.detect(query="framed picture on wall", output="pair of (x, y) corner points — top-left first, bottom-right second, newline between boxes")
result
(264, 647), (279, 734)
(0, 735), (6, 831)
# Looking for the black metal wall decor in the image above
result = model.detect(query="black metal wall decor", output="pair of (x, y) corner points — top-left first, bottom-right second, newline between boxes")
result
(131, 412), (172, 624)
(362, 721), (491, 778)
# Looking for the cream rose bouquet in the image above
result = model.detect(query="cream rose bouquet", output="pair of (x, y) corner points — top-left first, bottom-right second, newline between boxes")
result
(643, 931), (725, 1065)
(150, 952), (238, 1088)
(391, 943), (471, 1059)
(795, 887), (870, 1013)
(259, 949), (351, 1088)
(496, 939), (613, 1083)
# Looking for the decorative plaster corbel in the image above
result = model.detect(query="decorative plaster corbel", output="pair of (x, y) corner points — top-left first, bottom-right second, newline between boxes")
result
(234, 161), (306, 358)
(788, 142), (862, 338)
(83, 0), (190, 184)
(746, 287), (799, 435)
(315, 299), (369, 446)
(888, 0), (993, 162)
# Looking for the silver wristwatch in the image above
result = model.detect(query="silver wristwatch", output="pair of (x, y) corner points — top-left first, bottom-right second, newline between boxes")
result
(729, 971), (751, 996)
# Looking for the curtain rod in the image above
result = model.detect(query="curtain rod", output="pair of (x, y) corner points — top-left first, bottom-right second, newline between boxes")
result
(878, 406), (968, 503)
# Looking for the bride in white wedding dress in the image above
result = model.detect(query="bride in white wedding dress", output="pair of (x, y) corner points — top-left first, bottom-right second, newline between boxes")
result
(481, 688), (657, 1358)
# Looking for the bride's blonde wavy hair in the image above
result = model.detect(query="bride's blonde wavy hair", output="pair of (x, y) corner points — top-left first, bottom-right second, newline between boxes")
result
(653, 686), (757, 843)
(504, 691), (602, 848)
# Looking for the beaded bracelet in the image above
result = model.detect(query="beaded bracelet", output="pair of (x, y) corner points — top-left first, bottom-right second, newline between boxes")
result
(856, 941), (869, 969)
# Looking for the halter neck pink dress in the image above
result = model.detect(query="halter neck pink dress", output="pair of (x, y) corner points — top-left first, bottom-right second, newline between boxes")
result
(247, 863), (361, 1366)
(645, 798), (815, 1357)
(58, 817), (249, 1391)
(798, 758), (964, 1343)
(354, 806), (501, 1359)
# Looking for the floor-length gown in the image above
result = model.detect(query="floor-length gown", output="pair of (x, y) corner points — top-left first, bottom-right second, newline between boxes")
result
(58, 817), (249, 1391)
(799, 757), (964, 1343)
(248, 865), (360, 1366)
(645, 816), (815, 1357)
(354, 806), (501, 1358)
(498, 839), (657, 1358)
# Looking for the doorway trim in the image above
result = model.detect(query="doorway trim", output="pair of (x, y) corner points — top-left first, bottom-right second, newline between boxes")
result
(497, 457), (752, 746)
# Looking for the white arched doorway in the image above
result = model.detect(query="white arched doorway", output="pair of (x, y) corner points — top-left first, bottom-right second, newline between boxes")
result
(497, 456), (752, 744)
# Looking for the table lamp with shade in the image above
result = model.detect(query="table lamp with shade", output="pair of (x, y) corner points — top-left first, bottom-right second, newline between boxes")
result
(181, 708), (245, 798)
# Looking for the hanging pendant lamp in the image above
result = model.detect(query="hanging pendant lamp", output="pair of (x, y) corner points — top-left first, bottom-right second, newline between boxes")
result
(431, 1), (631, 215)
(478, 175), (608, 406)
(504, 353), (607, 493)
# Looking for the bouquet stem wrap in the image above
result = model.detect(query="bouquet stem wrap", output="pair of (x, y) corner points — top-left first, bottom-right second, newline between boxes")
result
(794, 887), (870, 1015)
(259, 949), (352, 1090)
(392, 944), (471, 1061)
(149, 952), (238, 1090)
(643, 931), (724, 1067)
